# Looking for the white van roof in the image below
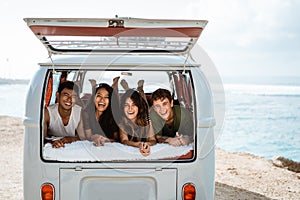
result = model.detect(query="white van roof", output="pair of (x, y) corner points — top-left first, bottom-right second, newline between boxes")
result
(24, 17), (207, 55)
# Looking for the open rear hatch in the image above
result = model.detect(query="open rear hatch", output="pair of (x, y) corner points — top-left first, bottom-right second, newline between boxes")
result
(24, 17), (207, 55)
(60, 168), (177, 200)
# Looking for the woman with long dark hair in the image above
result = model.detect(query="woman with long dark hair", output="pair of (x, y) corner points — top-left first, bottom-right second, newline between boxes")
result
(83, 83), (120, 146)
(119, 89), (156, 156)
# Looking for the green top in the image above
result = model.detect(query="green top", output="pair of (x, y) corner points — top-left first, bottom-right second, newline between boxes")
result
(150, 105), (194, 137)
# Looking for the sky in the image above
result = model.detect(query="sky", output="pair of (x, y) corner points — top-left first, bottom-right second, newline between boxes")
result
(0, 0), (299, 80)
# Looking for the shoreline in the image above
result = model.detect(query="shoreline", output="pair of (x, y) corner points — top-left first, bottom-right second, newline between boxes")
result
(0, 116), (299, 199)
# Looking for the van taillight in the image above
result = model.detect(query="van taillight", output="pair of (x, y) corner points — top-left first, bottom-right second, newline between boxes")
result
(182, 183), (196, 200)
(41, 183), (54, 200)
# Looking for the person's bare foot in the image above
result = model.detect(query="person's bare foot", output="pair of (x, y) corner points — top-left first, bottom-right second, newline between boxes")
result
(137, 80), (144, 88)
(88, 79), (97, 88)
(137, 80), (144, 91)
(112, 76), (120, 89)
(120, 79), (129, 91)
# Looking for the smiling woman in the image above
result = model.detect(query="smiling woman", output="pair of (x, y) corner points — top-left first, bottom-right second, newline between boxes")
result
(82, 82), (120, 146)
(119, 88), (156, 156)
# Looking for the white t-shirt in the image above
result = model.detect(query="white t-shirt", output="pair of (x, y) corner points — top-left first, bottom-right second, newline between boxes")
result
(47, 103), (81, 137)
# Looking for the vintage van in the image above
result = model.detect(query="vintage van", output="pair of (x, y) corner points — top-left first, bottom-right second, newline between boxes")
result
(23, 17), (218, 200)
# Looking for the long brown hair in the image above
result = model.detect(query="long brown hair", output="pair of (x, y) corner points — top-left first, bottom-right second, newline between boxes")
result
(120, 89), (149, 141)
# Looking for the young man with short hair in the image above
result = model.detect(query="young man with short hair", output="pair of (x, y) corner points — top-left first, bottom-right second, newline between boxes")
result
(150, 88), (193, 146)
(44, 81), (85, 148)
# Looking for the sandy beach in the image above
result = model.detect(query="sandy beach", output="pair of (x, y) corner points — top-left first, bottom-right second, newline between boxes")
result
(0, 116), (299, 200)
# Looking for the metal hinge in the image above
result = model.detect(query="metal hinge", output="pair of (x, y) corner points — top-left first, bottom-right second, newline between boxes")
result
(108, 19), (124, 28)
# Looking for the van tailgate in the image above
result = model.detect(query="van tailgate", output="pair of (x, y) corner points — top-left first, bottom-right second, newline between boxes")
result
(60, 168), (177, 200)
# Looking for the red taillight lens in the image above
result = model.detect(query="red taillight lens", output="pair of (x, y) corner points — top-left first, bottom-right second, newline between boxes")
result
(41, 183), (54, 200)
(182, 183), (196, 200)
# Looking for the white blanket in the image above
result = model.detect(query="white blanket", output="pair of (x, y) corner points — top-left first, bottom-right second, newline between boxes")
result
(43, 141), (193, 161)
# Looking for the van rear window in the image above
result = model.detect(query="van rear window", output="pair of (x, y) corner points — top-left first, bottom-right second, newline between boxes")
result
(42, 69), (195, 162)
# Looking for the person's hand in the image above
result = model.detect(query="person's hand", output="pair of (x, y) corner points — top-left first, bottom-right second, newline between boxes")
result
(178, 136), (190, 146)
(166, 132), (183, 146)
(140, 142), (150, 156)
(166, 137), (182, 146)
(176, 132), (191, 146)
(52, 139), (65, 148)
(92, 135), (109, 146)
(60, 136), (77, 144)
(52, 136), (78, 148)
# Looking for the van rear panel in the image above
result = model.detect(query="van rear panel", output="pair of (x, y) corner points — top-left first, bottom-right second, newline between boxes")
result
(60, 168), (176, 200)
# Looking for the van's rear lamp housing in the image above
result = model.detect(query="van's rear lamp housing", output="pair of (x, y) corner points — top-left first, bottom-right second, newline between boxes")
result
(182, 183), (196, 200)
(41, 183), (54, 200)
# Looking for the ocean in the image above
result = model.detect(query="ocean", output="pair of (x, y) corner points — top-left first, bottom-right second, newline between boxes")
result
(0, 83), (28, 118)
(217, 82), (300, 162)
(0, 77), (299, 162)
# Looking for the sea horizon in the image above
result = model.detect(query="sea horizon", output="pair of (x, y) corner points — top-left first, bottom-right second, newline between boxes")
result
(221, 75), (300, 86)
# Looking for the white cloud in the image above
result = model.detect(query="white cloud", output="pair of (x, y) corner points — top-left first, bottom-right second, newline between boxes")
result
(0, 0), (299, 79)
(183, 0), (300, 77)
(186, 0), (299, 46)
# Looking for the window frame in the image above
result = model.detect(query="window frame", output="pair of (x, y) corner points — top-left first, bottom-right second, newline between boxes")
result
(41, 68), (197, 163)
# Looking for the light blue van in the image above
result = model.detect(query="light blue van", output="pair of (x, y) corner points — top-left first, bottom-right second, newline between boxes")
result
(23, 17), (219, 200)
